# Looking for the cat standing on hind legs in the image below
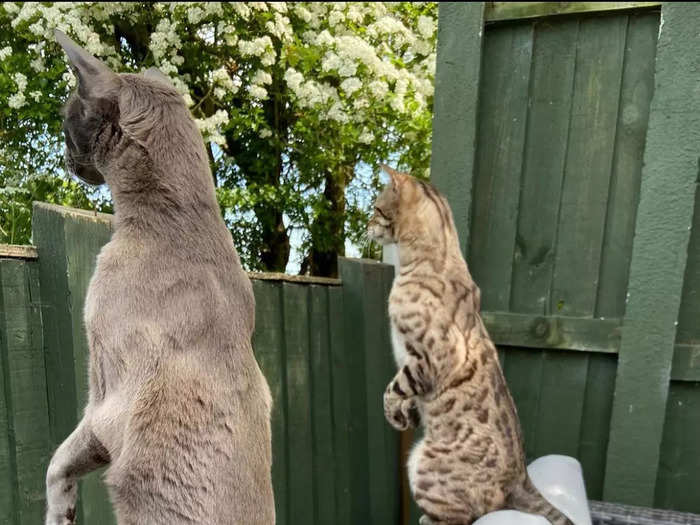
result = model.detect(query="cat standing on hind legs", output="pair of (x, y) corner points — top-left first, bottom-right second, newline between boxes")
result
(368, 165), (573, 525)
(45, 31), (274, 524)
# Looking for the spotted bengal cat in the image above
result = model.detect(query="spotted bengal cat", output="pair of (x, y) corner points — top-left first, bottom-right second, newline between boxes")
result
(368, 166), (572, 525)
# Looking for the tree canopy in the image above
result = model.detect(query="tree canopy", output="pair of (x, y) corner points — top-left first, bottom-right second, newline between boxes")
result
(0, 2), (437, 275)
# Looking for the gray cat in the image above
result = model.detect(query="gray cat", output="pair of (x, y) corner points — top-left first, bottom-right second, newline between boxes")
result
(45, 30), (275, 525)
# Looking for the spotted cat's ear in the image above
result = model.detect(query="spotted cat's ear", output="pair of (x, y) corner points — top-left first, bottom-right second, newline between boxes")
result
(54, 29), (116, 97)
(380, 164), (407, 193)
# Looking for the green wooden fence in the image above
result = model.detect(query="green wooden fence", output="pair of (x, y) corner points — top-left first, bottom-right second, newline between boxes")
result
(0, 203), (400, 525)
(431, 0), (700, 515)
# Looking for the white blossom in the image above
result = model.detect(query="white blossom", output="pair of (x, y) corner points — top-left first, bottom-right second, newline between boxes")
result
(29, 90), (42, 102)
(0, 46), (11, 60)
(259, 128), (272, 138)
(8, 93), (26, 109)
(340, 77), (361, 96)
(251, 69), (272, 85)
(358, 129), (374, 144)
(417, 15), (436, 39)
(248, 85), (268, 100)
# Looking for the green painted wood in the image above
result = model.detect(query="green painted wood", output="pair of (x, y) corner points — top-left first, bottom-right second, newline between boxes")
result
(533, 351), (589, 459)
(509, 17), (578, 315)
(281, 282), (314, 524)
(251, 280), (288, 525)
(485, 2), (660, 22)
(604, 3), (700, 505)
(33, 203), (115, 523)
(676, 162), (700, 344)
(577, 353), (617, 500)
(62, 213), (114, 525)
(32, 205), (79, 448)
(671, 345), (700, 382)
(469, 23), (533, 311)
(362, 263), (399, 524)
(595, 11), (659, 318)
(550, 15), (626, 316)
(0, 260), (21, 525)
(655, 382), (700, 513)
(327, 286), (352, 525)
(308, 285), (336, 525)
(502, 348), (544, 462)
(338, 259), (371, 524)
(431, 2), (485, 256)
(481, 312), (621, 353)
(0, 260), (51, 523)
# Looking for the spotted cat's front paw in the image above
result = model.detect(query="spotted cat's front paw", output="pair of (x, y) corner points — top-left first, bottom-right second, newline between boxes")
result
(45, 507), (76, 525)
(383, 391), (418, 431)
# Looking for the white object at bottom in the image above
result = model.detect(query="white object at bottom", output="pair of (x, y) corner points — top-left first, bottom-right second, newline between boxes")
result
(473, 455), (592, 525)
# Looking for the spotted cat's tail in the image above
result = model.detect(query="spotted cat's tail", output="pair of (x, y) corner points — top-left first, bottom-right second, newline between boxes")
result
(506, 477), (574, 525)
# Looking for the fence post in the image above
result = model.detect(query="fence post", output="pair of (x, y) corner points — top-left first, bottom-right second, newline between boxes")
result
(430, 2), (485, 258)
(338, 257), (399, 525)
(603, 2), (700, 506)
(32, 202), (115, 524)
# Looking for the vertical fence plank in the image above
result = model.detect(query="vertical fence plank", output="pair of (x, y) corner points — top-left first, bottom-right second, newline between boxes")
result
(509, 17), (578, 315)
(470, 23), (533, 311)
(328, 286), (352, 525)
(595, 11), (659, 318)
(0, 260), (20, 525)
(308, 285), (336, 525)
(655, 382), (700, 513)
(533, 351), (588, 459)
(604, 3), (700, 505)
(577, 353), (617, 500)
(0, 260), (51, 524)
(282, 283), (314, 524)
(431, 2), (485, 256)
(339, 259), (371, 523)
(251, 280), (288, 525)
(32, 203), (115, 524)
(502, 348), (544, 462)
(550, 14), (626, 317)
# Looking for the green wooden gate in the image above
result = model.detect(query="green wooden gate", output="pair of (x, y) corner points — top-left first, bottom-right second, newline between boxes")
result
(431, 1), (700, 513)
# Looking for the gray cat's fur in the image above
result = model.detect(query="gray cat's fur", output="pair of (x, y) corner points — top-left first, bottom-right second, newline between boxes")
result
(46, 30), (275, 525)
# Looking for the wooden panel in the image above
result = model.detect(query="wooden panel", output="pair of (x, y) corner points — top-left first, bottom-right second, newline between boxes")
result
(595, 11), (659, 318)
(431, 2), (485, 256)
(485, 2), (660, 22)
(251, 280), (288, 525)
(339, 259), (371, 523)
(502, 347), (544, 462)
(655, 382), (700, 513)
(510, 17), (577, 314)
(308, 285), (336, 525)
(676, 159), (700, 344)
(328, 286), (352, 525)
(605, 3), (700, 505)
(533, 351), (589, 459)
(550, 14), (626, 316)
(481, 312), (621, 353)
(671, 345), (700, 382)
(470, 23), (533, 311)
(577, 353), (617, 500)
(0, 260), (51, 524)
(282, 283), (315, 524)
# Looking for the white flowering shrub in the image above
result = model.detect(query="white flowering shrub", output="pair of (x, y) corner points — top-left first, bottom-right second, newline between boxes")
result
(0, 2), (438, 274)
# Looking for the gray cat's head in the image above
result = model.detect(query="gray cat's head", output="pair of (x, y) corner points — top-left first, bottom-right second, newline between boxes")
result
(55, 29), (185, 188)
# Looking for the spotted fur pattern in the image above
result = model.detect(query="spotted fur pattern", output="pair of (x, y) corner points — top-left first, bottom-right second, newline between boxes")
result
(368, 166), (572, 525)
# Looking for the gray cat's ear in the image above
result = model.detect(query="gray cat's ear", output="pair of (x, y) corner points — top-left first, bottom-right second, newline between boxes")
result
(144, 67), (174, 87)
(54, 29), (114, 94)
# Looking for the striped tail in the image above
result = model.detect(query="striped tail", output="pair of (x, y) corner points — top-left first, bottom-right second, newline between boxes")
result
(506, 477), (574, 525)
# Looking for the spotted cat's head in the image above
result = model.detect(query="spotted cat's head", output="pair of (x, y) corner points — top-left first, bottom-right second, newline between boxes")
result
(368, 164), (457, 247)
